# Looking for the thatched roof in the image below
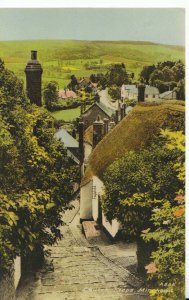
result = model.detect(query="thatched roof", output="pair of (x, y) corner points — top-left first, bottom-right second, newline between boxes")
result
(84, 125), (93, 146)
(81, 101), (185, 187)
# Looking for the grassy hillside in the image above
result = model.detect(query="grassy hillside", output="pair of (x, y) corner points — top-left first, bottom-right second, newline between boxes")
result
(0, 40), (185, 89)
(81, 100), (185, 186)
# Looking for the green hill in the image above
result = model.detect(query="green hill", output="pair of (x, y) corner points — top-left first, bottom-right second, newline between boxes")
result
(0, 40), (185, 88)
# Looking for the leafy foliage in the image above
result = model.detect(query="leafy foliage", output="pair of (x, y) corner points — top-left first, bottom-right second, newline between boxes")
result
(0, 60), (79, 276)
(43, 81), (59, 111)
(106, 63), (129, 87)
(140, 60), (185, 98)
(108, 85), (121, 100)
(102, 136), (181, 236)
(142, 130), (185, 300)
(101, 127), (185, 299)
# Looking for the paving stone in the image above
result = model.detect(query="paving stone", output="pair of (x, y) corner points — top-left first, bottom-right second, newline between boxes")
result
(16, 200), (150, 300)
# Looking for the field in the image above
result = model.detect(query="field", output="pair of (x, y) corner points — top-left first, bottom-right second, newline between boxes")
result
(0, 40), (185, 89)
(51, 107), (81, 122)
(0, 40), (184, 121)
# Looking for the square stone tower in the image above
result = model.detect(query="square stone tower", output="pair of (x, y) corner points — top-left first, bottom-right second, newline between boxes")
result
(25, 50), (43, 106)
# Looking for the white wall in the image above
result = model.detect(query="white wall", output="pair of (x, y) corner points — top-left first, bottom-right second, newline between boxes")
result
(92, 176), (104, 221)
(102, 213), (121, 238)
(80, 180), (93, 219)
(80, 175), (121, 238)
(145, 94), (159, 101)
(14, 256), (21, 289)
(84, 142), (93, 162)
(92, 176), (121, 238)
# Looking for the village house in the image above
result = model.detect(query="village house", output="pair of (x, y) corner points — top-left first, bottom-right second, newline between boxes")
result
(121, 84), (159, 101)
(81, 101), (114, 129)
(159, 90), (177, 100)
(79, 101), (185, 238)
(58, 89), (77, 99)
(55, 128), (80, 164)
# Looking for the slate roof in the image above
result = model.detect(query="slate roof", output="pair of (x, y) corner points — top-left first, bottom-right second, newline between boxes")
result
(159, 91), (175, 99)
(55, 128), (78, 148)
(84, 125), (93, 146)
(123, 85), (159, 95)
(82, 102), (114, 118)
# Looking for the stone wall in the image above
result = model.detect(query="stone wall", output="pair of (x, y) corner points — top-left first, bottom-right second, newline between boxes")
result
(0, 267), (15, 300)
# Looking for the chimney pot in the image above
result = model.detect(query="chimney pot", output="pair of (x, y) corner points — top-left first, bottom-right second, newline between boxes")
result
(31, 50), (37, 60)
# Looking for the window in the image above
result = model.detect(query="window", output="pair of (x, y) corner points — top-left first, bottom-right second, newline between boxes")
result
(153, 94), (155, 98)
(92, 185), (96, 199)
(146, 94), (148, 98)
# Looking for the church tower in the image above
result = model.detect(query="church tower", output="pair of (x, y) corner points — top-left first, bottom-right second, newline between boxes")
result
(25, 50), (43, 106)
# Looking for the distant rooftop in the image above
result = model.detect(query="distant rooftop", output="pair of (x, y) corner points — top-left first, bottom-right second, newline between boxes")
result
(159, 90), (175, 98)
(55, 128), (78, 148)
(82, 101), (114, 118)
(123, 85), (159, 95)
(59, 89), (77, 99)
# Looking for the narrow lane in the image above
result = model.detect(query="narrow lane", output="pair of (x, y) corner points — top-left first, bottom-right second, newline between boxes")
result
(17, 200), (149, 300)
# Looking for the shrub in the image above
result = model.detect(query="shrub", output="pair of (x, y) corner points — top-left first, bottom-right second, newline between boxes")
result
(142, 130), (185, 300)
(102, 135), (181, 236)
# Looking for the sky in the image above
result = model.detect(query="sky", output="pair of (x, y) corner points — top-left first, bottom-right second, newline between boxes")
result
(0, 8), (185, 46)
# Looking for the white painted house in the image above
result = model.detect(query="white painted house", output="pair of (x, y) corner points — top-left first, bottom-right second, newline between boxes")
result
(121, 84), (159, 102)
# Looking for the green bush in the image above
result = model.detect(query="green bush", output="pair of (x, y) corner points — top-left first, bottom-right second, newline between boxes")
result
(142, 130), (185, 300)
(102, 135), (181, 236)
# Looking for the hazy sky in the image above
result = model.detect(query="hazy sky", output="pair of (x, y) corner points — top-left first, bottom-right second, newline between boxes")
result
(0, 8), (185, 46)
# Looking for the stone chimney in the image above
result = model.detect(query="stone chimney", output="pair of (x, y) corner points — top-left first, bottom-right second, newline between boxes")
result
(78, 120), (84, 163)
(115, 110), (119, 124)
(93, 115), (104, 148)
(25, 50), (43, 106)
(138, 83), (145, 102)
(109, 118), (115, 130)
(72, 129), (76, 139)
(123, 103), (126, 117)
(117, 100), (121, 110)
(120, 105), (125, 120)
(94, 93), (100, 103)
(103, 118), (109, 135)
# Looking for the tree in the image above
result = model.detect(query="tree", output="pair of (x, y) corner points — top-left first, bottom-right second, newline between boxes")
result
(102, 136), (182, 236)
(175, 79), (185, 100)
(0, 60), (79, 276)
(143, 130), (185, 300)
(172, 61), (185, 82)
(108, 85), (121, 100)
(43, 81), (59, 111)
(162, 66), (174, 82)
(140, 65), (156, 84)
(106, 63), (129, 87)
(140, 60), (185, 98)
(67, 75), (78, 92)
